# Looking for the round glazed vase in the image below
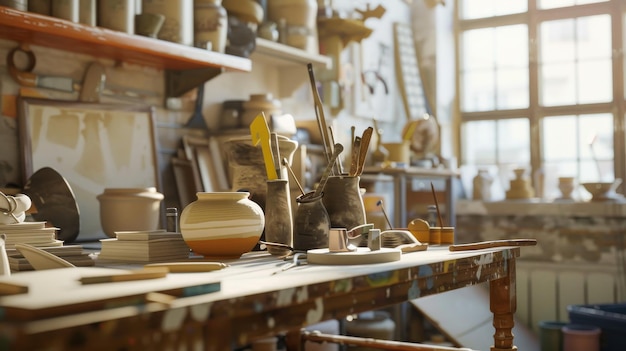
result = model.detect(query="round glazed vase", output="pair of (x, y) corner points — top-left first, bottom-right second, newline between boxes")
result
(97, 187), (164, 238)
(180, 192), (265, 259)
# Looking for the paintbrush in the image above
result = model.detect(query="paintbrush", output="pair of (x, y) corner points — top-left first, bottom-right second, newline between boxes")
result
(430, 182), (445, 227)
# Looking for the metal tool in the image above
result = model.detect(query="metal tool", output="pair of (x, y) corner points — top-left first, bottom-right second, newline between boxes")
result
(250, 113), (278, 180)
(7, 45), (106, 101)
(313, 143), (344, 197)
(273, 252), (307, 275)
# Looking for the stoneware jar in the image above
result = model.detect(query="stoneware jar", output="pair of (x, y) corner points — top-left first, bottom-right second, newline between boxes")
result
(293, 191), (329, 251)
(180, 192), (265, 259)
(194, 0), (228, 52)
(321, 175), (366, 230)
(97, 187), (164, 238)
(264, 179), (293, 255)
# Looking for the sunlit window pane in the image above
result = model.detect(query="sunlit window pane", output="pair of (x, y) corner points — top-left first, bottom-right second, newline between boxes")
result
(540, 15), (612, 106)
(497, 68), (529, 109)
(542, 114), (613, 183)
(462, 120), (496, 164)
(496, 25), (528, 67)
(577, 60), (612, 103)
(461, 25), (528, 111)
(462, 29), (494, 70)
(540, 63), (576, 106)
(461, 0), (527, 20)
(497, 119), (530, 164)
(539, 0), (607, 10)
(577, 15), (611, 60)
(543, 116), (577, 160)
(462, 70), (495, 111)
(540, 19), (576, 64)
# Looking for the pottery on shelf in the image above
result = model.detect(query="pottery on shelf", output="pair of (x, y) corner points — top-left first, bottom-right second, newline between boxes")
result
(194, 0), (228, 52)
(180, 192), (265, 259)
(97, 187), (164, 238)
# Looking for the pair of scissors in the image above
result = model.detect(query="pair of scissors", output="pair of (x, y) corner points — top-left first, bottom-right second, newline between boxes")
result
(8, 44), (107, 101)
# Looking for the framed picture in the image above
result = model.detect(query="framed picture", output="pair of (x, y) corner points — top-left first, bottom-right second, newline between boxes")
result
(18, 97), (160, 240)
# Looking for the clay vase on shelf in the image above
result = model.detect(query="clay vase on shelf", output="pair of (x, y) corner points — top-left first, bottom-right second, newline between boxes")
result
(321, 175), (366, 230)
(180, 192), (265, 259)
(558, 176), (575, 200)
(96, 187), (164, 238)
(194, 0), (228, 52)
(266, 0), (318, 53)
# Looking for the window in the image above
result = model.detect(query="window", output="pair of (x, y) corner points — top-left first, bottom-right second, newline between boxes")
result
(458, 0), (624, 200)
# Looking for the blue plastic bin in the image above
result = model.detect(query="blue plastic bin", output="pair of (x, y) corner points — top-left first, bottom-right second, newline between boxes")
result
(567, 303), (626, 351)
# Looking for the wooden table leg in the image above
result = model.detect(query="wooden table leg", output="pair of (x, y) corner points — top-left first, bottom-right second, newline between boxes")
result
(489, 257), (517, 351)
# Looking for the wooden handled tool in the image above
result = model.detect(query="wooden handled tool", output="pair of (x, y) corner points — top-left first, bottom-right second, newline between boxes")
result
(144, 262), (229, 273)
(449, 239), (537, 252)
(349, 136), (361, 176)
(356, 126), (373, 175)
(79, 267), (169, 285)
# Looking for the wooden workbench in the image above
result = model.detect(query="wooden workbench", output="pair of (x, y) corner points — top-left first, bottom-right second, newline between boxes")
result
(0, 246), (521, 350)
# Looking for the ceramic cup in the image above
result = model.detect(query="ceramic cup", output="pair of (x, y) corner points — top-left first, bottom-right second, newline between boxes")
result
(135, 13), (166, 38)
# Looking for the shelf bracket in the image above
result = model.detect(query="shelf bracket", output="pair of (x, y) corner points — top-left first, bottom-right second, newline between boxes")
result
(165, 67), (224, 98)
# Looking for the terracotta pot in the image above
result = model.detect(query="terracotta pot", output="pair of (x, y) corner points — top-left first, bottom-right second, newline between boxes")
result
(180, 192), (264, 259)
(97, 187), (164, 238)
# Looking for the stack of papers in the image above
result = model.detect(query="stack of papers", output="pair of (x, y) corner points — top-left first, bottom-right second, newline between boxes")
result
(7, 245), (94, 272)
(98, 230), (191, 262)
(0, 222), (62, 249)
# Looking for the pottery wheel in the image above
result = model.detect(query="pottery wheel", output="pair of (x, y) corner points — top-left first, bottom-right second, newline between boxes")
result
(306, 247), (402, 265)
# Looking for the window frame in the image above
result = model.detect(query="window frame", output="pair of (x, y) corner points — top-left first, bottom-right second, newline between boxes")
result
(455, 0), (626, 196)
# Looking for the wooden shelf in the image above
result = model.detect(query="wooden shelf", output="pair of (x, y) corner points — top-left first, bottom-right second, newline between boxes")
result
(0, 6), (251, 73)
(251, 38), (332, 97)
(251, 38), (331, 69)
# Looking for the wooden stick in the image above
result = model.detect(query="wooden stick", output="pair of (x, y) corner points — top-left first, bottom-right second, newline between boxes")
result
(449, 239), (537, 252)
(0, 281), (29, 296)
(283, 157), (305, 195)
(300, 330), (477, 351)
(430, 182), (444, 227)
